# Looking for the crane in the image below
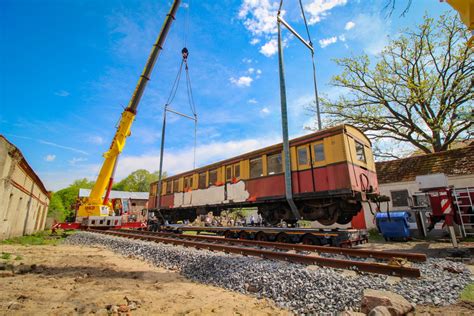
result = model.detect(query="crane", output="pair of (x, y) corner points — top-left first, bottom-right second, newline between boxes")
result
(76, 0), (182, 224)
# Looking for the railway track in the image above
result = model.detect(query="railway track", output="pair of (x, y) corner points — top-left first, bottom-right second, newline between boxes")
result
(117, 229), (427, 262)
(89, 229), (423, 278)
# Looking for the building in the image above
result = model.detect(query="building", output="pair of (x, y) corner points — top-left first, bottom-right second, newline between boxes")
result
(376, 144), (473, 212)
(78, 188), (149, 222)
(0, 135), (50, 239)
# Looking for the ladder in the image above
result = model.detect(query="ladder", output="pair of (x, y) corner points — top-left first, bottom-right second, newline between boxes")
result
(453, 187), (474, 237)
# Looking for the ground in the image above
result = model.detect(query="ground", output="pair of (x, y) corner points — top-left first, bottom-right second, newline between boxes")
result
(0, 243), (288, 315)
(1, 234), (473, 315)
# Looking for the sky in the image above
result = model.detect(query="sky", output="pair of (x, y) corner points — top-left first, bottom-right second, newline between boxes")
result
(0, 0), (450, 191)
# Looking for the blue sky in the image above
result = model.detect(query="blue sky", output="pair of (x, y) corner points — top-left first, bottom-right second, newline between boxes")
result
(1, 0), (450, 191)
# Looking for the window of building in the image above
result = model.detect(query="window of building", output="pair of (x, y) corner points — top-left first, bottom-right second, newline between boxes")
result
(209, 169), (218, 186)
(226, 166), (232, 182)
(391, 190), (409, 207)
(297, 147), (309, 167)
(313, 143), (325, 162)
(173, 180), (179, 193)
(250, 157), (263, 178)
(198, 173), (207, 189)
(356, 141), (366, 162)
(234, 164), (240, 179)
(166, 181), (172, 194)
(267, 153), (283, 175)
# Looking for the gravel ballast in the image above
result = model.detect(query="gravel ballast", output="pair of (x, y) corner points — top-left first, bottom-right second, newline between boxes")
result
(66, 232), (472, 314)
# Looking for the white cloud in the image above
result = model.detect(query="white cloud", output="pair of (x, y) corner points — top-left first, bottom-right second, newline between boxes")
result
(69, 157), (88, 165)
(88, 135), (105, 145)
(260, 38), (278, 57)
(350, 13), (390, 55)
(260, 107), (271, 115)
(242, 58), (253, 63)
(238, 0), (280, 37)
(338, 34), (346, 42)
(248, 67), (255, 74)
(115, 136), (280, 179)
(238, 0), (284, 58)
(181, 3), (189, 9)
(250, 38), (260, 45)
(345, 21), (355, 30)
(256, 69), (262, 75)
(54, 90), (70, 97)
(319, 36), (338, 48)
(38, 140), (89, 155)
(305, 0), (348, 25)
(248, 98), (258, 104)
(230, 76), (253, 87)
(44, 154), (56, 162)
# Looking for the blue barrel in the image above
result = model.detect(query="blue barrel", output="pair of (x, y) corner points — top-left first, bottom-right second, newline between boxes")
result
(375, 211), (411, 241)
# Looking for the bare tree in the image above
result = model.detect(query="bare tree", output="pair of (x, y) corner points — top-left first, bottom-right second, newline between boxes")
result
(309, 13), (473, 157)
(383, 0), (412, 17)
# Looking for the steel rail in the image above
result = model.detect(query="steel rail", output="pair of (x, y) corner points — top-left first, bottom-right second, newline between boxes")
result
(90, 229), (421, 278)
(116, 229), (426, 262)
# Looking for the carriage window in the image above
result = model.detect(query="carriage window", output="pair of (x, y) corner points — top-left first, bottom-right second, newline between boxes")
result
(313, 143), (325, 162)
(209, 169), (218, 186)
(355, 141), (366, 162)
(226, 166), (232, 181)
(173, 179), (179, 192)
(234, 164), (240, 179)
(184, 176), (193, 190)
(297, 147), (309, 166)
(250, 157), (263, 178)
(267, 153), (283, 175)
(166, 181), (172, 194)
(198, 173), (207, 189)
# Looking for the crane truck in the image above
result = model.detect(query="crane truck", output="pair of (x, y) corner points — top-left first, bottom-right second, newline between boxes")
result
(53, 0), (182, 230)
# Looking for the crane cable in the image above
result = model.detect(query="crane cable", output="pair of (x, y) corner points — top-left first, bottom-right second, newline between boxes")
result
(162, 0), (198, 169)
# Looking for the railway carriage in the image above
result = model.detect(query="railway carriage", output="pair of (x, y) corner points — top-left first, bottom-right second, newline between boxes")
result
(149, 124), (380, 226)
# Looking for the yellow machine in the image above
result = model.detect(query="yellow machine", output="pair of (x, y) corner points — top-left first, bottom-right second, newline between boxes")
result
(76, 0), (182, 223)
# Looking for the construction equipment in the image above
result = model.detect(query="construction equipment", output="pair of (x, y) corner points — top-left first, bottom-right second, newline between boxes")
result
(75, 0), (182, 227)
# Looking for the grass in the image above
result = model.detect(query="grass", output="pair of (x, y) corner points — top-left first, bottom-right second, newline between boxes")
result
(0, 230), (74, 246)
(368, 228), (385, 242)
(1, 252), (12, 260)
(460, 283), (474, 302)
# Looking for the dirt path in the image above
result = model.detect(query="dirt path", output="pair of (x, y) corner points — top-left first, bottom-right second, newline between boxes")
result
(0, 244), (288, 315)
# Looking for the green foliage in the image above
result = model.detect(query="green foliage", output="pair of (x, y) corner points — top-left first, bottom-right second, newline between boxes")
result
(461, 283), (474, 302)
(368, 228), (385, 242)
(0, 230), (65, 246)
(47, 192), (65, 221)
(112, 169), (166, 192)
(1, 252), (12, 260)
(309, 13), (473, 158)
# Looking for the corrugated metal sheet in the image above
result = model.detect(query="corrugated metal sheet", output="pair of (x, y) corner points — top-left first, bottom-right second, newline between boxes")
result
(79, 188), (149, 200)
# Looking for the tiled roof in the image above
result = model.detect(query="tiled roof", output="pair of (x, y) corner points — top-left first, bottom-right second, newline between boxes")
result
(375, 144), (474, 184)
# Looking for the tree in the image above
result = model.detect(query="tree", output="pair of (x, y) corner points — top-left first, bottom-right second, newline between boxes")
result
(112, 169), (166, 192)
(48, 192), (65, 221)
(54, 178), (94, 216)
(309, 13), (473, 158)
